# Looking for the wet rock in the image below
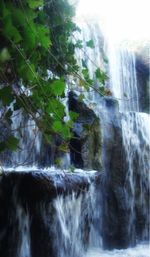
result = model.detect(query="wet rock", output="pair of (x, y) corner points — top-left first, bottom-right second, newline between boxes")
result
(0, 171), (99, 257)
(101, 100), (149, 249)
(136, 55), (150, 113)
(100, 107), (130, 249)
(69, 91), (102, 170)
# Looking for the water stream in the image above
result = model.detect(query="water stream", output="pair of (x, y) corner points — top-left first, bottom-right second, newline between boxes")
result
(86, 244), (150, 257)
(71, 20), (150, 256)
(0, 8), (150, 257)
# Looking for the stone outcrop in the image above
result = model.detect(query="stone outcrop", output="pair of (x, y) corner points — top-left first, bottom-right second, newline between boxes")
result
(0, 90), (149, 255)
(0, 171), (99, 257)
(69, 91), (102, 170)
(136, 55), (150, 113)
(68, 93), (132, 249)
(100, 97), (150, 249)
(98, 99), (130, 249)
(132, 42), (150, 113)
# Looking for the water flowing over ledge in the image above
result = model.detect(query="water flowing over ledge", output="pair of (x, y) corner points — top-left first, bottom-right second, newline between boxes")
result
(86, 243), (150, 257)
(0, 10), (150, 257)
(0, 170), (102, 257)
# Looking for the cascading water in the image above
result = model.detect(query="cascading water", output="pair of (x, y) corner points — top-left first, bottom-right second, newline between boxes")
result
(17, 206), (31, 257)
(73, 21), (107, 104)
(11, 111), (41, 167)
(70, 17), (150, 255)
(108, 45), (150, 244)
(0, 2), (150, 257)
(52, 183), (102, 257)
(108, 47), (139, 111)
(122, 112), (150, 242)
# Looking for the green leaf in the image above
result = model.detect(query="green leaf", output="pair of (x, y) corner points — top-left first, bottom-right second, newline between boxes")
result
(81, 69), (92, 89)
(21, 6), (38, 21)
(0, 0), (94, 151)
(5, 136), (19, 151)
(99, 86), (105, 95)
(95, 68), (101, 79)
(22, 23), (37, 51)
(3, 12), (22, 43)
(69, 111), (79, 121)
(0, 48), (11, 63)
(51, 79), (65, 96)
(27, 0), (44, 9)
(0, 86), (14, 105)
(2, 5), (11, 19)
(52, 120), (63, 133)
(66, 119), (73, 128)
(54, 158), (62, 166)
(44, 133), (52, 144)
(37, 25), (51, 49)
(78, 94), (84, 102)
(59, 143), (69, 152)
(75, 40), (83, 49)
(82, 69), (89, 78)
(61, 124), (71, 139)
(46, 99), (65, 118)
(95, 68), (108, 85)
(86, 40), (94, 48)
(18, 62), (37, 83)
(10, 6), (26, 27)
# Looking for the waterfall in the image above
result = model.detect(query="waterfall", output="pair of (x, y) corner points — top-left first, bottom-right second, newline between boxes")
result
(108, 45), (150, 243)
(73, 21), (107, 104)
(71, 19), (150, 253)
(122, 112), (150, 241)
(0, 10), (150, 257)
(53, 184), (101, 257)
(108, 47), (139, 111)
(11, 110), (42, 167)
(17, 206), (31, 257)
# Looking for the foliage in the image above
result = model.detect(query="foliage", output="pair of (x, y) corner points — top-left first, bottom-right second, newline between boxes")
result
(0, 0), (108, 160)
(86, 40), (94, 48)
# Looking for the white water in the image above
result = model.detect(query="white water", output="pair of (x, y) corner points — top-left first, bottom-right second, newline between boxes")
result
(86, 244), (150, 257)
(73, 8), (150, 253)
(53, 183), (102, 257)
(17, 206), (31, 257)
(11, 110), (41, 167)
(108, 47), (139, 111)
(1, 21), (149, 257)
(0, 2), (149, 257)
(109, 46), (150, 241)
(122, 112), (150, 241)
(54, 193), (87, 257)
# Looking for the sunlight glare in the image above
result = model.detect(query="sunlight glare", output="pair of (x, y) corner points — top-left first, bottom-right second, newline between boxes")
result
(76, 0), (150, 43)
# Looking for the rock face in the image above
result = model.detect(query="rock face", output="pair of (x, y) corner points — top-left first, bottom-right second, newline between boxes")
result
(100, 98), (150, 249)
(68, 92), (150, 249)
(136, 55), (150, 113)
(0, 171), (99, 257)
(0, 97), (149, 255)
(68, 93), (132, 249)
(97, 99), (130, 249)
(102, 123), (130, 249)
(69, 92), (102, 170)
(0, 112), (67, 169)
(0, 91), (149, 256)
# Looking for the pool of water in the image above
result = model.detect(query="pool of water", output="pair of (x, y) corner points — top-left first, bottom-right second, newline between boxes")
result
(86, 244), (150, 257)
